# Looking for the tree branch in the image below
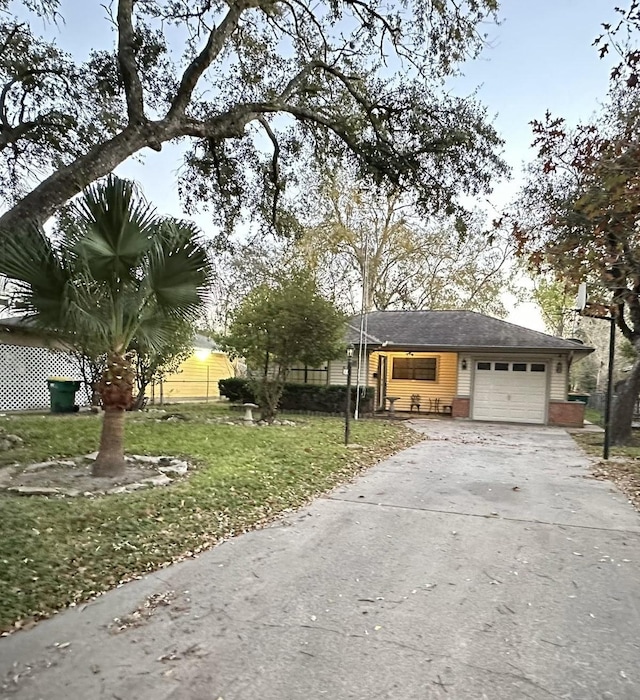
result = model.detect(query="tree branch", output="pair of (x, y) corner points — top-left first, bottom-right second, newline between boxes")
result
(167, 3), (246, 121)
(257, 115), (281, 226)
(117, 0), (146, 123)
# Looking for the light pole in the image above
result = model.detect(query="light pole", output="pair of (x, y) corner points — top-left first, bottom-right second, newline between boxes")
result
(345, 344), (354, 445)
(603, 315), (616, 460)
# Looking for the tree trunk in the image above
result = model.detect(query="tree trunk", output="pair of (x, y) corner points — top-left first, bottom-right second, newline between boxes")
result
(92, 352), (135, 476)
(610, 355), (640, 445)
(257, 378), (284, 422)
(0, 125), (154, 235)
(129, 389), (148, 411)
(93, 408), (127, 477)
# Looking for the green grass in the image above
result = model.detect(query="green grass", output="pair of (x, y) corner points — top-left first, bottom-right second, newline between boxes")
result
(573, 429), (640, 461)
(584, 407), (604, 427)
(0, 404), (419, 632)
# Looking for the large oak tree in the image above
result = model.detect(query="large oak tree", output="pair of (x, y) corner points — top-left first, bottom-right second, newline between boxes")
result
(0, 0), (505, 241)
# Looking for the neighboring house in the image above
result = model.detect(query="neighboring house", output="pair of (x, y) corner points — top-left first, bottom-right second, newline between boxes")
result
(294, 311), (594, 427)
(0, 319), (235, 410)
(151, 334), (235, 403)
(0, 317), (83, 411)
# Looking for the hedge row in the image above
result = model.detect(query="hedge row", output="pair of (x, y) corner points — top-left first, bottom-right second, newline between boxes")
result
(218, 377), (374, 414)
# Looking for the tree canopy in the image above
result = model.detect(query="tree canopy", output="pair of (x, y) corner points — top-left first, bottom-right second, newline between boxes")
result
(298, 176), (518, 316)
(504, 3), (640, 443)
(0, 0), (505, 240)
(224, 270), (345, 419)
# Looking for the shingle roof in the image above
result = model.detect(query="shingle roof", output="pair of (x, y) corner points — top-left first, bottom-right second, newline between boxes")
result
(346, 310), (592, 353)
(0, 317), (224, 353)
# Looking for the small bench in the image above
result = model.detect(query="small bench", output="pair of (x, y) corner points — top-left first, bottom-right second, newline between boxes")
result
(438, 400), (452, 415)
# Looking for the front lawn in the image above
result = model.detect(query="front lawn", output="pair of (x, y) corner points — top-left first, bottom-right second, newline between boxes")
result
(0, 405), (419, 633)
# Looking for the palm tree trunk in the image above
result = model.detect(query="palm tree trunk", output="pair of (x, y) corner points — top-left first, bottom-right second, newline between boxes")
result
(92, 352), (135, 477)
(93, 409), (127, 476)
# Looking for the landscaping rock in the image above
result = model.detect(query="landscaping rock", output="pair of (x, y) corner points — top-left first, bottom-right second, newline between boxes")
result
(158, 460), (189, 476)
(128, 455), (163, 465)
(8, 486), (61, 496)
(0, 431), (23, 451)
(108, 482), (149, 495)
(25, 460), (76, 471)
(3, 452), (192, 498)
(142, 474), (173, 487)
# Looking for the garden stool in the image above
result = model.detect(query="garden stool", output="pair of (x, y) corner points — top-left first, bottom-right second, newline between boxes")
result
(243, 403), (258, 422)
(385, 395), (401, 416)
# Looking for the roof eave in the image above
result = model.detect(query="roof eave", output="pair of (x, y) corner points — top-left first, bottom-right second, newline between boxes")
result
(351, 342), (595, 355)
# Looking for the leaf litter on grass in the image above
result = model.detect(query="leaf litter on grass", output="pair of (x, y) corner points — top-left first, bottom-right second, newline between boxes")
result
(0, 408), (421, 633)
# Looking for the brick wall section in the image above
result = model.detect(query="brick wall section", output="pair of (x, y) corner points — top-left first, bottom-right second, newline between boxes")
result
(452, 397), (470, 419)
(548, 401), (585, 428)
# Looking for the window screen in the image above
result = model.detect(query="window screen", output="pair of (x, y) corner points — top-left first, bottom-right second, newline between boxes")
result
(392, 357), (437, 381)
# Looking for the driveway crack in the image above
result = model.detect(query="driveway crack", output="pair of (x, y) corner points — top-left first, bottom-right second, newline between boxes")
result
(325, 496), (640, 535)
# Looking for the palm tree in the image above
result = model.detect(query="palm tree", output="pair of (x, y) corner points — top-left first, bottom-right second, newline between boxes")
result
(0, 176), (213, 476)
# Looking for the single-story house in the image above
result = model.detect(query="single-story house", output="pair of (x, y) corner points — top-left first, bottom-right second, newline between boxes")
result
(152, 333), (235, 403)
(301, 311), (594, 427)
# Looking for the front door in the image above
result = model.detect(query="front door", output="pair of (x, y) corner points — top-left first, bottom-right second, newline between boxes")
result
(376, 355), (388, 410)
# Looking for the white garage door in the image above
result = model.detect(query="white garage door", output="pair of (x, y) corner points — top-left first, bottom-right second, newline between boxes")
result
(472, 360), (547, 424)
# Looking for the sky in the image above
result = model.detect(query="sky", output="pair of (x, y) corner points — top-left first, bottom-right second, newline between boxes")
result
(13, 0), (622, 331)
(448, 0), (617, 331)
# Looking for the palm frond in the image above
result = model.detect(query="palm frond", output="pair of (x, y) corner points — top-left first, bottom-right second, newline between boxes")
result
(0, 221), (71, 328)
(144, 219), (213, 320)
(71, 175), (159, 281)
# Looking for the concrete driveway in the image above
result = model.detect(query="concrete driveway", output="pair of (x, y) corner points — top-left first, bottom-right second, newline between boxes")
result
(2, 421), (640, 699)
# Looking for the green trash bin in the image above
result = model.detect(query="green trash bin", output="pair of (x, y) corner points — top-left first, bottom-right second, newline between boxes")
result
(47, 377), (81, 413)
(568, 392), (590, 404)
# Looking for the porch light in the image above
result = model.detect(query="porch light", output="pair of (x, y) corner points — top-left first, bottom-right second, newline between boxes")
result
(345, 345), (354, 445)
(461, 358), (468, 371)
(556, 361), (563, 374)
(194, 347), (211, 361)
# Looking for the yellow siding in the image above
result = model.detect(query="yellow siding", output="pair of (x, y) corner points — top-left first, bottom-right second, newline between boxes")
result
(369, 351), (458, 412)
(160, 351), (235, 400)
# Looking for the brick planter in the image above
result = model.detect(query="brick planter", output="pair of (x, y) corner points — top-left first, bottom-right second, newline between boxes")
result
(452, 397), (470, 419)
(548, 401), (585, 428)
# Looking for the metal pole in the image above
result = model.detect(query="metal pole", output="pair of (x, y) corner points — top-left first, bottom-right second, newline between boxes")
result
(345, 356), (353, 445)
(603, 317), (616, 460)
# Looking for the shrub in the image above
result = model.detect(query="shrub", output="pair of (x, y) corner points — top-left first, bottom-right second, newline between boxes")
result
(218, 378), (374, 414)
(218, 378), (256, 403)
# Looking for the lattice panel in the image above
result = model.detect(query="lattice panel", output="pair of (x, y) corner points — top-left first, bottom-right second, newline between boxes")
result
(0, 343), (86, 411)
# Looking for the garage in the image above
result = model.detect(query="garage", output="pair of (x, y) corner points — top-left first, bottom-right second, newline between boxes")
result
(472, 360), (547, 424)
